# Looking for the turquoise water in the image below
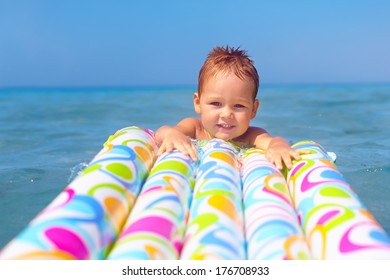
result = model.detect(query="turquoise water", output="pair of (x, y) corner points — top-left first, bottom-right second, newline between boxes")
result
(1, 84), (390, 249)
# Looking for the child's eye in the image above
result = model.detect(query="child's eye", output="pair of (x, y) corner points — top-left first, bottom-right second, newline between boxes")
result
(234, 104), (246, 108)
(210, 102), (222, 106)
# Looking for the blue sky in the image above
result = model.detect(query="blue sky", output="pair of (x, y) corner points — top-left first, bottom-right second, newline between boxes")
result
(0, 0), (389, 87)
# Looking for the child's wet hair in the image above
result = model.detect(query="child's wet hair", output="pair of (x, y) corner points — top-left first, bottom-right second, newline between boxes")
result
(198, 46), (259, 100)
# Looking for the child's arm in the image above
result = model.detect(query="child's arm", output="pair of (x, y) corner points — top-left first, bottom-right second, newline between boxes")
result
(247, 127), (301, 170)
(154, 118), (199, 161)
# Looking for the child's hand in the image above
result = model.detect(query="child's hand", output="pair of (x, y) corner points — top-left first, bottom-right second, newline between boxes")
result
(265, 137), (304, 170)
(157, 129), (198, 161)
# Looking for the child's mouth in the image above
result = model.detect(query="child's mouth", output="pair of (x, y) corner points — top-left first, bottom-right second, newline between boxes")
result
(217, 124), (234, 129)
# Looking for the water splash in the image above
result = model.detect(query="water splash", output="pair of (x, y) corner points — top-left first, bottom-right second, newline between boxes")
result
(68, 162), (89, 183)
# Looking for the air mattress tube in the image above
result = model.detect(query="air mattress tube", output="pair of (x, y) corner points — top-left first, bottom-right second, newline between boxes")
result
(241, 149), (311, 259)
(0, 127), (156, 259)
(107, 151), (194, 260)
(180, 140), (246, 259)
(288, 141), (390, 259)
(1, 128), (390, 260)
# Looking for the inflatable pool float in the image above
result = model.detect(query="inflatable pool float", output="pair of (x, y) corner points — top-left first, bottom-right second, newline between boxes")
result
(1, 126), (390, 260)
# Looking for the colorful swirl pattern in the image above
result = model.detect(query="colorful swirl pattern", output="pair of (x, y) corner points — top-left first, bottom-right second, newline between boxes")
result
(241, 149), (311, 259)
(180, 140), (245, 259)
(0, 127), (157, 259)
(288, 140), (390, 259)
(1, 129), (390, 260)
(107, 150), (195, 260)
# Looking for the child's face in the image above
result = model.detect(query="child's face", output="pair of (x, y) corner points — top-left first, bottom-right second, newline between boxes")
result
(194, 73), (259, 141)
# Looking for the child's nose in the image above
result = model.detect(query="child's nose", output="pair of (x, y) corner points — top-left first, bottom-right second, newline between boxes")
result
(220, 107), (233, 118)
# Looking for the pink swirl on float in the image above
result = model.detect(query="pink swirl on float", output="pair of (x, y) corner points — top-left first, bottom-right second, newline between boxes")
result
(340, 222), (390, 253)
(142, 185), (163, 194)
(289, 162), (306, 177)
(45, 227), (88, 260)
(300, 166), (343, 192)
(120, 216), (175, 241)
(41, 188), (75, 214)
(317, 210), (340, 225)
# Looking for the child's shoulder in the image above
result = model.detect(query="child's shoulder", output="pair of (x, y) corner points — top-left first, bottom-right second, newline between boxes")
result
(246, 126), (268, 135)
(178, 117), (202, 127)
(177, 117), (205, 139)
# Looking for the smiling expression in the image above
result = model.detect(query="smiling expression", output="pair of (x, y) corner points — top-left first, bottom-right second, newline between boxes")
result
(194, 73), (259, 141)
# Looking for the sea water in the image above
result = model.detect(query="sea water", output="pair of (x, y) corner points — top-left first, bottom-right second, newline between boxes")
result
(0, 84), (389, 249)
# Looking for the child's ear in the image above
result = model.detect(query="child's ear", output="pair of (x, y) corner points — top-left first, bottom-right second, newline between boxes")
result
(251, 99), (260, 119)
(193, 92), (201, 114)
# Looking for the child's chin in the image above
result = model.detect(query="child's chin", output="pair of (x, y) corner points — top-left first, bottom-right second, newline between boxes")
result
(214, 134), (234, 141)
